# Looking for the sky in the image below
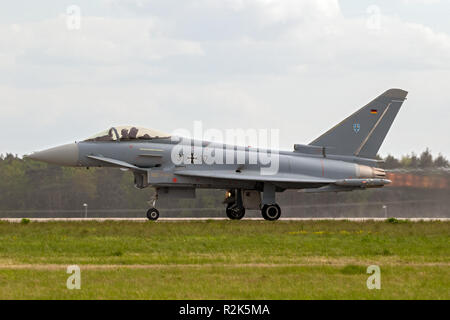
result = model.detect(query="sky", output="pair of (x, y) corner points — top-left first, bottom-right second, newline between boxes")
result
(0, 0), (449, 158)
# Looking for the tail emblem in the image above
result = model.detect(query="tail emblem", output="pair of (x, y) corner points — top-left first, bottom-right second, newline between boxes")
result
(353, 123), (360, 133)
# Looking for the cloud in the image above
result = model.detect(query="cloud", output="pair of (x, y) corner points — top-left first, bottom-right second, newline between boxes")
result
(3, 0), (449, 76)
(0, 15), (203, 67)
(211, 0), (341, 23)
(401, 0), (443, 4)
(96, 0), (450, 72)
(0, 0), (449, 157)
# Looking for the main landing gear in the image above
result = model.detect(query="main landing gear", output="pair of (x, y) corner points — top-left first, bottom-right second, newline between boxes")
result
(224, 187), (282, 221)
(226, 203), (246, 220)
(260, 183), (281, 221)
(224, 189), (246, 220)
(261, 204), (281, 221)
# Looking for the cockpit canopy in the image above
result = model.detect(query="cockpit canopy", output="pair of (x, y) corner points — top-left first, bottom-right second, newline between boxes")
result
(85, 126), (170, 142)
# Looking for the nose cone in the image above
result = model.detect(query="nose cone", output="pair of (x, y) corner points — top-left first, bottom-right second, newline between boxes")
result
(28, 143), (79, 166)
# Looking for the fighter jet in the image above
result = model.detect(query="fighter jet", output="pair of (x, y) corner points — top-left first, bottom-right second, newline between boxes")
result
(28, 89), (407, 221)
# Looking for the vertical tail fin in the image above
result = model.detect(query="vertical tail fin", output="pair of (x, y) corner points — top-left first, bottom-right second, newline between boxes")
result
(309, 88), (408, 158)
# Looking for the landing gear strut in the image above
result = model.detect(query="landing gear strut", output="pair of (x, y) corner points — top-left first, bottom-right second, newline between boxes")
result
(146, 190), (159, 221)
(261, 183), (281, 221)
(224, 189), (245, 220)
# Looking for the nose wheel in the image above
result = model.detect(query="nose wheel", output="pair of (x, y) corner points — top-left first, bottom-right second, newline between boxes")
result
(146, 208), (159, 221)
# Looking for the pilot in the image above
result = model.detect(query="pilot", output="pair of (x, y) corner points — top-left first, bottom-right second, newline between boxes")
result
(129, 127), (138, 139)
(106, 128), (115, 140)
(121, 128), (129, 140)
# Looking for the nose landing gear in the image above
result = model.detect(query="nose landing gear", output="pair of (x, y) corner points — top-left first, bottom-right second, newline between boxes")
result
(146, 190), (159, 221)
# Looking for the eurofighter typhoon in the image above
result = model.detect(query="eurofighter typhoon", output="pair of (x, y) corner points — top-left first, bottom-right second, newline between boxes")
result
(28, 89), (408, 221)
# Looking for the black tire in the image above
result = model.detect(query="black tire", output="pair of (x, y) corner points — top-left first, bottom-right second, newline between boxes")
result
(226, 204), (245, 220)
(261, 204), (281, 221)
(146, 208), (159, 221)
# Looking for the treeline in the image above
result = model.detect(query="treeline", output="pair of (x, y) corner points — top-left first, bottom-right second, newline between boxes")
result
(379, 149), (449, 169)
(0, 149), (448, 212)
(0, 153), (149, 210)
(0, 153), (224, 212)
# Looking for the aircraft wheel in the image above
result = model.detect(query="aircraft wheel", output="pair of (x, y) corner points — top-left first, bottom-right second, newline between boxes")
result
(226, 204), (245, 220)
(146, 208), (159, 221)
(261, 204), (281, 221)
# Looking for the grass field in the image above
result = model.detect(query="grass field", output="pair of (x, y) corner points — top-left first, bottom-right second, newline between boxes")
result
(0, 219), (448, 299)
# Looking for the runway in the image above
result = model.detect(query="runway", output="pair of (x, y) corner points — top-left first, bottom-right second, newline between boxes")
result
(1, 217), (449, 222)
